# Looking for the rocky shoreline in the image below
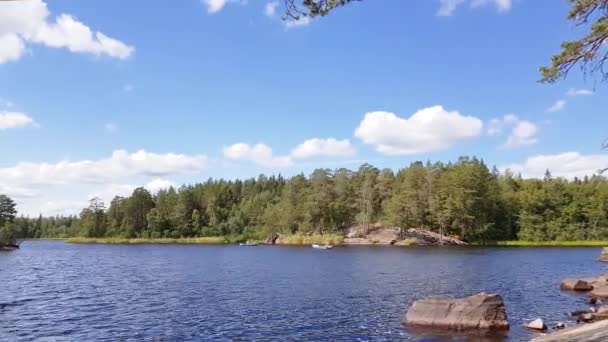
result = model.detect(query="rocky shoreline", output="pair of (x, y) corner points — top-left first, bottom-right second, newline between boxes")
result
(401, 247), (608, 341)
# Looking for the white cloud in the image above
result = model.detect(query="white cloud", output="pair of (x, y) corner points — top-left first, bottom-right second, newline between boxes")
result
(39, 200), (87, 216)
(488, 114), (539, 149)
(265, 1), (279, 17)
(354, 106), (483, 155)
(438, 0), (511, 16)
(104, 123), (118, 133)
(0, 111), (35, 130)
(547, 99), (566, 113)
(223, 143), (293, 167)
(0, 34), (26, 63)
(89, 183), (135, 204)
(0, 150), (207, 191)
(291, 138), (356, 159)
(0, 0), (133, 64)
(438, 0), (466, 16)
(470, 0), (512, 12)
(502, 152), (608, 179)
(284, 16), (313, 28)
(487, 113), (518, 136)
(503, 120), (538, 148)
(566, 88), (594, 97)
(146, 178), (177, 193)
(204, 0), (229, 13)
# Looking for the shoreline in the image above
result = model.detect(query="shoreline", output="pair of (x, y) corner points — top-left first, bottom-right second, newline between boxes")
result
(44, 237), (608, 247)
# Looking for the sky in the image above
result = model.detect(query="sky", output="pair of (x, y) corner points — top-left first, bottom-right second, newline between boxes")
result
(1, 0), (607, 216)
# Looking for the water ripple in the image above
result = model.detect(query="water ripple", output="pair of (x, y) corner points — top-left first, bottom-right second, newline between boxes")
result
(1, 242), (606, 341)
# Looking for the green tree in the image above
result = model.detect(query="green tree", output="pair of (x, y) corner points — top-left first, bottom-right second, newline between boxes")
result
(123, 188), (155, 237)
(80, 197), (107, 237)
(0, 194), (17, 227)
(540, 0), (608, 83)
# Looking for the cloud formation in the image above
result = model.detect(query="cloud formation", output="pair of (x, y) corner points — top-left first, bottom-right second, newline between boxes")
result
(0, 0), (133, 63)
(223, 143), (294, 167)
(0, 111), (35, 130)
(204, 0), (229, 13)
(291, 138), (356, 159)
(546, 99), (566, 113)
(438, 0), (512, 16)
(503, 152), (608, 179)
(224, 138), (356, 167)
(265, 1), (279, 17)
(488, 114), (539, 149)
(0, 150), (207, 198)
(566, 88), (594, 97)
(354, 106), (483, 155)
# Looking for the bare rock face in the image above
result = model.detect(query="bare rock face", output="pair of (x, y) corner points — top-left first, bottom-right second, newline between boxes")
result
(561, 279), (594, 291)
(403, 293), (509, 331)
(532, 320), (608, 342)
(403, 228), (468, 246)
(527, 318), (546, 331)
(591, 285), (608, 298)
(600, 247), (608, 262)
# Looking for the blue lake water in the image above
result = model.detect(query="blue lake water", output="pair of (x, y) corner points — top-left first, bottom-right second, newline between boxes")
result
(0, 241), (606, 341)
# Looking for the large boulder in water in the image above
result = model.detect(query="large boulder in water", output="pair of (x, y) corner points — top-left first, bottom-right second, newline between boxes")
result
(600, 248), (608, 262)
(403, 293), (509, 331)
(561, 279), (594, 292)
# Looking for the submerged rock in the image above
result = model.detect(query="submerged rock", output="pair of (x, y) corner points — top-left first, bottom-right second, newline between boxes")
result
(403, 293), (509, 331)
(527, 318), (546, 331)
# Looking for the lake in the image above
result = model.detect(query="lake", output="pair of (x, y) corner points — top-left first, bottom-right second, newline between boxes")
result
(0, 241), (605, 341)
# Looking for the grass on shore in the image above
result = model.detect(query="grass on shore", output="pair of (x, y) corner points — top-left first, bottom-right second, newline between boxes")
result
(481, 240), (608, 247)
(278, 234), (344, 246)
(394, 238), (418, 246)
(66, 237), (231, 245)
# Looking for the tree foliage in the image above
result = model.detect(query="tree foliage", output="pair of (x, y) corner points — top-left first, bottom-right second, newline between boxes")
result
(541, 0), (608, 83)
(11, 157), (608, 243)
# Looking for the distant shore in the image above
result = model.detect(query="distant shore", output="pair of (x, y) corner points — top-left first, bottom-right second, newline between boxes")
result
(481, 240), (608, 247)
(65, 234), (344, 245)
(55, 237), (608, 247)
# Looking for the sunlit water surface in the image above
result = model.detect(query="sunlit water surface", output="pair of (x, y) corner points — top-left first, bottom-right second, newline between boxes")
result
(1, 241), (606, 341)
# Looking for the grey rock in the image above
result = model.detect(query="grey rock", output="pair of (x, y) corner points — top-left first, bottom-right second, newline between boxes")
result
(403, 292), (508, 331)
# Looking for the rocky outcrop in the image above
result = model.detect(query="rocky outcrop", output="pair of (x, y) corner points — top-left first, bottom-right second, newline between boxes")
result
(403, 293), (509, 331)
(559, 274), (608, 297)
(344, 224), (467, 246)
(344, 224), (400, 245)
(531, 319), (608, 342)
(403, 228), (468, 246)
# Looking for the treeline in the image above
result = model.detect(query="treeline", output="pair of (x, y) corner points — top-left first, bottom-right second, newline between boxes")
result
(8, 156), (608, 242)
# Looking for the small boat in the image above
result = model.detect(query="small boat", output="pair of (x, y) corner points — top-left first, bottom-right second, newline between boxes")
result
(312, 244), (333, 250)
(239, 241), (258, 246)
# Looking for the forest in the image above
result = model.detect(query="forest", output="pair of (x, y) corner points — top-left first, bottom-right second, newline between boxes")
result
(3, 156), (608, 244)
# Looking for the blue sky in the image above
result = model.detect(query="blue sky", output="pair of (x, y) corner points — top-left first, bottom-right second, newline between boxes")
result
(0, 0), (607, 216)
